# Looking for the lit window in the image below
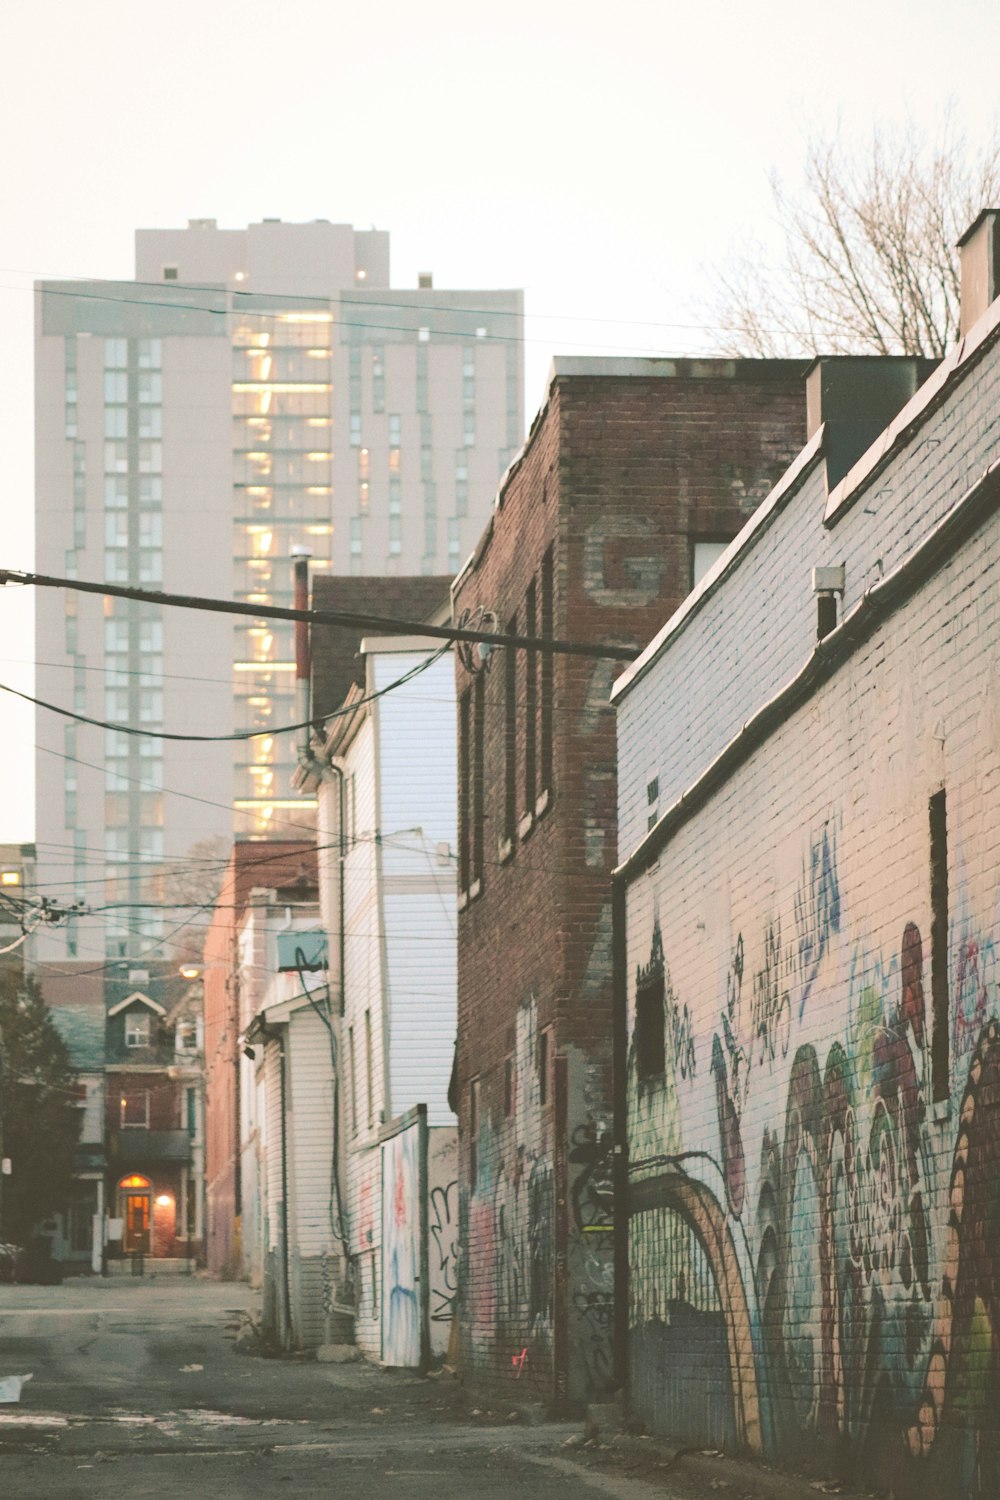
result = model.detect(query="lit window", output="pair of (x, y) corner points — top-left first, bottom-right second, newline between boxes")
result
(126, 1011), (151, 1048)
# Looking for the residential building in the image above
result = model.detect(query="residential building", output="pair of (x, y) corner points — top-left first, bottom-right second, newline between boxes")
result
(40, 958), (205, 1268)
(40, 964), (107, 1273)
(238, 888), (342, 1349)
(34, 218), (523, 961)
(297, 574), (458, 1367)
(610, 213), (1000, 1498)
(452, 357), (809, 1404)
(202, 840), (317, 1276)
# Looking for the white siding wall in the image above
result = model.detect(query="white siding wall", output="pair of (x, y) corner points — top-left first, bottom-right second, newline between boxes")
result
(372, 648), (457, 1129)
(342, 713), (386, 1359)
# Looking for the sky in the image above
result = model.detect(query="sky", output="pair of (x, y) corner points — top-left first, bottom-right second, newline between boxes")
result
(0, 0), (998, 850)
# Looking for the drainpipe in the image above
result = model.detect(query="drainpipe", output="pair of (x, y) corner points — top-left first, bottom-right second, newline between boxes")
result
(611, 870), (630, 1397)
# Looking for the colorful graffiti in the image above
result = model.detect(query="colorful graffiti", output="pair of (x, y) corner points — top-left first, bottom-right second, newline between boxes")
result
(381, 1123), (420, 1366)
(630, 819), (1000, 1498)
(429, 1180), (458, 1323)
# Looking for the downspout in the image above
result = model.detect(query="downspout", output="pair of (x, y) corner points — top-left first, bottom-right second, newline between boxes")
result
(278, 1028), (292, 1346)
(611, 870), (629, 1397)
(292, 546), (312, 766)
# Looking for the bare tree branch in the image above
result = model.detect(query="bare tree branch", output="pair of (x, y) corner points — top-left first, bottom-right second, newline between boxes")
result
(705, 114), (1000, 358)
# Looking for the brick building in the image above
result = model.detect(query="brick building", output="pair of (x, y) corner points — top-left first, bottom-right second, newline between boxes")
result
(452, 356), (808, 1404)
(203, 841), (317, 1275)
(611, 213), (1000, 1497)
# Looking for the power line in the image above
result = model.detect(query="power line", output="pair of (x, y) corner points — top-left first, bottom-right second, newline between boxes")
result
(2, 640), (449, 743)
(1, 568), (638, 663)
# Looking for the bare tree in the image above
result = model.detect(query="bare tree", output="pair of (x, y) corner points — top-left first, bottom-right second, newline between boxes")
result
(709, 117), (1000, 358)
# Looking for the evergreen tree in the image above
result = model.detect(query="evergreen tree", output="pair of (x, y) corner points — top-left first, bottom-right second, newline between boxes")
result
(0, 971), (81, 1245)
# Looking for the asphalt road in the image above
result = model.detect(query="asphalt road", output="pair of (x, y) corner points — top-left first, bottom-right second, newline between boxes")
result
(0, 1275), (861, 1500)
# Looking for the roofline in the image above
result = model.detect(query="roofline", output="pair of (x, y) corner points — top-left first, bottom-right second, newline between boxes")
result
(107, 991), (168, 1018)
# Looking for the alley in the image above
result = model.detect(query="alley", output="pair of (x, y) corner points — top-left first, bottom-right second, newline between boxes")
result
(0, 1276), (866, 1500)
(0, 1277), (691, 1499)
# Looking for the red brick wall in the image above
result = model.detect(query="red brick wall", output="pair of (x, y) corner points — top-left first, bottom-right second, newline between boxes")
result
(453, 363), (807, 1402)
(203, 841), (317, 1275)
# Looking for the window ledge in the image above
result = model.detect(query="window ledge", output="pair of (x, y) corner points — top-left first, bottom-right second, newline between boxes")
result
(931, 1097), (951, 1124)
(458, 889), (469, 913)
(535, 787), (551, 820)
(518, 810), (535, 843)
(498, 836), (514, 865)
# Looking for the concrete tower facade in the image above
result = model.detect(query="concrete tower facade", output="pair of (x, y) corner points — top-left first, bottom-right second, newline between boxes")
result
(34, 219), (523, 960)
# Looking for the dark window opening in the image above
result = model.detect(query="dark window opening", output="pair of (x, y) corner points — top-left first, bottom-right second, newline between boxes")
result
(458, 690), (471, 891)
(540, 546), (554, 797)
(503, 617), (518, 845)
(472, 671), (485, 886)
(523, 580), (537, 813)
(930, 789), (950, 1103)
(503, 1057), (514, 1117)
(634, 925), (666, 1082)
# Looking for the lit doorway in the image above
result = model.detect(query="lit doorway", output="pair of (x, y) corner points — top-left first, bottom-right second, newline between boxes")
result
(118, 1174), (151, 1254)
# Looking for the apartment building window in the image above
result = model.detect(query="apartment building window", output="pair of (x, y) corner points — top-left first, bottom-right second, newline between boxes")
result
(930, 789), (949, 1103)
(388, 414), (401, 448)
(372, 347), (385, 412)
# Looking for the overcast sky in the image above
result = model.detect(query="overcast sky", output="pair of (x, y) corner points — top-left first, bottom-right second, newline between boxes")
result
(1, 0), (997, 849)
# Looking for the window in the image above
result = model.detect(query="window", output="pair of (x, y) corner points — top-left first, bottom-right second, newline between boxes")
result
(503, 1057), (514, 1117)
(691, 538), (729, 590)
(523, 580), (537, 820)
(503, 615), (518, 849)
(472, 671), (485, 888)
(458, 690), (471, 892)
(120, 1089), (150, 1128)
(388, 414), (401, 448)
(162, 265), (178, 280)
(930, 790), (949, 1102)
(125, 1011), (151, 1048)
(540, 546), (554, 799)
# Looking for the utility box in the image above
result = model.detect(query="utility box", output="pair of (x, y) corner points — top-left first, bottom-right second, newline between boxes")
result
(276, 930), (328, 973)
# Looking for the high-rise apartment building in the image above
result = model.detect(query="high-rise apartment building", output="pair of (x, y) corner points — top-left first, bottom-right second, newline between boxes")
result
(35, 219), (523, 960)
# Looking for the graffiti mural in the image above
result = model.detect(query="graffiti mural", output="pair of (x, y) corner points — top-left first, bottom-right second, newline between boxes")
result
(565, 1050), (616, 1397)
(381, 1121), (420, 1367)
(628, 815), (1000, 1499)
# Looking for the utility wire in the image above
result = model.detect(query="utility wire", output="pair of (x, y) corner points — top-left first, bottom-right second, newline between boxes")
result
(0, 568), (638, 663)
(2, 641), (447, 743)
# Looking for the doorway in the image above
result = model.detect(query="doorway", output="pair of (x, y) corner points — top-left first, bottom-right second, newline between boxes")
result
(118, 1174), (151, 1254)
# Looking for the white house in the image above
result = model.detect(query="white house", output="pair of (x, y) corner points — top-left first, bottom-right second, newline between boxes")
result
(301, 634), (459, 1367)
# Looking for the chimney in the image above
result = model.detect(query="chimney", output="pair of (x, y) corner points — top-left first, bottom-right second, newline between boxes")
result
(291, 547), (311, 760)
(957, 209), (1000, 338)
(805, 356), (938, 492)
